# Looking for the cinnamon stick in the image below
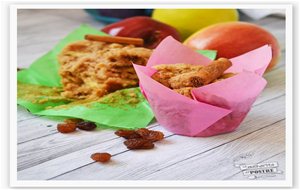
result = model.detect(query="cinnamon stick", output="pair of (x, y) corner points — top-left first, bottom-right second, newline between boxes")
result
(85, 34), (144, 46)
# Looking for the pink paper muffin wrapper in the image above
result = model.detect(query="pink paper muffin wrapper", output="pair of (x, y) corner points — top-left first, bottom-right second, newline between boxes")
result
(133, 37), (272, 137)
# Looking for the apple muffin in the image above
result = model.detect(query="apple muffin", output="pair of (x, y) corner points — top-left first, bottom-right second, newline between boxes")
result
(58, 40), (152, 99)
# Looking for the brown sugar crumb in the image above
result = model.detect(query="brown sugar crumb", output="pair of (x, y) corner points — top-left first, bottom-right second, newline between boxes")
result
(57, 123), (77, 133)
(173, 87), (193, 99)
(91, 152), (111, 163)
(17, 82), (68, 105)
(98, 88), (142, 107)
(64, 118), (84, 124)
(58, 40), (152, 100)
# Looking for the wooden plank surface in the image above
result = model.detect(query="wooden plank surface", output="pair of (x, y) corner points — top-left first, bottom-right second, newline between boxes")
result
(18, 95), (285, 180)
(17, 9), (286, 181)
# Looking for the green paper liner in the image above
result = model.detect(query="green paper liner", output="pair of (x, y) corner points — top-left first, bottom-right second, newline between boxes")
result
(17, 83), (153, 129)
(196, 49), (217, 60)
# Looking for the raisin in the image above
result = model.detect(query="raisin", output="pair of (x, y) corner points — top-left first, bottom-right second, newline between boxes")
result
(124, 139), (154, 150)
(136, 128), (164, 142)
(115, 129), (141, 139)
(57, 123), (76, 133)
(145, 130), (164, 142)
(91, 153), (111, 163)
(136, 128), (150, 137)
(76, 121), (97, 131)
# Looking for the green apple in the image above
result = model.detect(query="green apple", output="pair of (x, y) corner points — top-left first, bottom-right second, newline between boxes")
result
(152, 9), (239, 39)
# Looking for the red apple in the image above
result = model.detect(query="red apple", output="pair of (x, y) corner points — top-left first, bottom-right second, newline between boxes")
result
(184, 22), (280, 71)
(102, 16), (182, 49)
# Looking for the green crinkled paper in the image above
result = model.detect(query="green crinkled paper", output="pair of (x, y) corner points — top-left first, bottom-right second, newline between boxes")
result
(17, 82), (154, 129)
(17, 24), (217, 129)
(17, 24), (153, 129)
(196, 49), (217, 60)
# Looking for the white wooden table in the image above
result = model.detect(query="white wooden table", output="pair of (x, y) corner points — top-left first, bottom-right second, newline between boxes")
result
(17, 9), (286, 181)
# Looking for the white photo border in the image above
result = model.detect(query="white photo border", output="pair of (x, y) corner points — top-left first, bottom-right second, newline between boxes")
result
(10, 2), (293, 188)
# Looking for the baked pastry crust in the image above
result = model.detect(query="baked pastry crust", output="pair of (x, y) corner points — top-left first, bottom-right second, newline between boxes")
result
(152, 59), (235, 99)
(58, 40), (152, 99)
(152, 64), (203, 88)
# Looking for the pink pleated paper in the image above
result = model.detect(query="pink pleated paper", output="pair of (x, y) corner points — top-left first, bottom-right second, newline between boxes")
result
(133, 36), (272, 137)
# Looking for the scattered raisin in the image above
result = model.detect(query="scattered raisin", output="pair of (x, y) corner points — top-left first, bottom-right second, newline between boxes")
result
(115, 129), (141, 139)
(145, 130), (164, 142)
(135, 128), (164, 142)
(57, 123), (76, 133)
(76, 121), (97, 131)
(91, 152), (111, 163)
(64, 118), (83, 124)
(124, 139), (154, 150)
(136, 128), (150, 137)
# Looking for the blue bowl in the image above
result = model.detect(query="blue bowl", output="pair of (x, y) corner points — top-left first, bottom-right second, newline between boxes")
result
(85, 9), (153, 24)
